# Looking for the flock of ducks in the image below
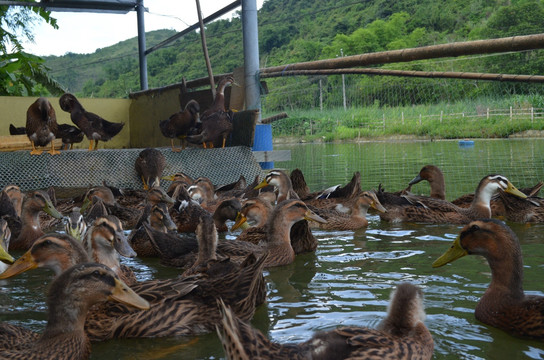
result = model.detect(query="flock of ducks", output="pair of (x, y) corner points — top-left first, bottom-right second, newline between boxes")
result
(1, 151), (544, 359)
(9, 75), (237, 155)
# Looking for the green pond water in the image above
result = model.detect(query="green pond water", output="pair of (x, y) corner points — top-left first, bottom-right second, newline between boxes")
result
(2, 139), (544, 359)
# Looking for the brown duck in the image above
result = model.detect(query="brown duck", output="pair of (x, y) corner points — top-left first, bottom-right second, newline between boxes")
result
(159, 99), (200, 151)
(59, 93), (124, 151)
(433, 218), (544, 341)
(0, 263), (148, 359)
(25, 97), (59, 156)
(217, 282), (434, 360)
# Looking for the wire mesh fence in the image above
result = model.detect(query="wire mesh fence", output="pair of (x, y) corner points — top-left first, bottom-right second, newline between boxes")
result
(260, 50), (544, 140)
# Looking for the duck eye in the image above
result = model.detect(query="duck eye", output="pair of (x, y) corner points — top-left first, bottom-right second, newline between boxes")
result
(471, 225), (480, 231)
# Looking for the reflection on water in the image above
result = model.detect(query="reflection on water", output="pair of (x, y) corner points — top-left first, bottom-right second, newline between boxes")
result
(1, 140), (544, 359)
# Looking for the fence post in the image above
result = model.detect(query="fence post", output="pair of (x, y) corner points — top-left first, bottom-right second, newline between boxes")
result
(419, 114), (422, 126)
(402, 111), (404, 125)
(383, 113), (385, 130)
(487, 108), (490, 120)
(319, 79), (323, 112)
(510, 106), (513, 122)
(440, 111), (443, 123)
(531, 107), (534, 123)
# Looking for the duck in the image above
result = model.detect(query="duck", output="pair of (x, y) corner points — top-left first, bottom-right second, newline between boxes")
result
(149, 199), (326, 268)
(25, 97), (60, 156)
(180, 213), (268, 318)
(216, 282), (434, 360)
(433, 218), (544, 341)
(307, 190), (387, 231)
(159, 99), (200, 151)
(3, 184), (24, 218)
(9, 190), (64, 251)
(167, 182), (211, 233)
(494, 188), (544, 223)
(291, 169), (362, 203)
(59, 93), (124, 151)
(377, 174), (526, 224)
(56, 123), (84, 150)
(0, 230), (265, 341)
(0, 263), (149, 359)
(231, 197), (274, 231)
(212, 198), (243, 232)
(405, 165), (446, 200)
(8, 123), (25, 135)
(82, 215), (137, 285)
(255, 170), (321, 254)
(129, 202), (177, 257)
(186, 76), (236, 148)
(65, 207), (87, 241)
(0, 219), (14, 272)
(135, 148), (166, 190)
(80, 186), (141, 230)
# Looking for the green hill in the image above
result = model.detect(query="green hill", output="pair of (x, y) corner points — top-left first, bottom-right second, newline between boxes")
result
(42, 0), (544, 98)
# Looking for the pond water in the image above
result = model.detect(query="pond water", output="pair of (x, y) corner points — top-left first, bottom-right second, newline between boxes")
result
(2, 139), (544, 359)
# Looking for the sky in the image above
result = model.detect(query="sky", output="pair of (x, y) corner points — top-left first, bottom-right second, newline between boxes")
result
(22, 0), (264, 57)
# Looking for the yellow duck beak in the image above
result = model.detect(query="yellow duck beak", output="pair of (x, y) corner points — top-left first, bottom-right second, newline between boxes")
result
(0, 244), (14, 265)
(304, 209), (327, 224)
(432, 236), (468, 268)
(231, 212), (248, 231)
(109, 278), (150, 310)
(504, 181), (527, 199)
(0, 251), (37, 279)
(254, 178), (269, 190)
(371, 201), (387, 213)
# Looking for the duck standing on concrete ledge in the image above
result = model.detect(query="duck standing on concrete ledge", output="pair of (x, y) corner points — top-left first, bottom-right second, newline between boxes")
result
(59, 93), (124, 151)
(159, 99), (200, 152)
(187, 75), (236, 149)
(25, 97), (59, 156)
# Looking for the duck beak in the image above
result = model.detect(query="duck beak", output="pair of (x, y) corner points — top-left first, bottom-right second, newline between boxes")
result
(254, 178), (269, 190)
(304, 209), (327, 224)
(109, 278), (150, 310)
(432, 236), (468, 268)
(408, 174), (423, 186)
(161, 175), (176, 181)
(0, 244), (14, 265)
(0, 251), (36, 279)
(231, 212), (248, 231)
(505, 181), (527, 199)
(163, 213), (178, 232)
(43, 199), (63, 219)
(114, 230), (137, 258)
(371, 200), (387, 213)
(162, 193), (175, 205)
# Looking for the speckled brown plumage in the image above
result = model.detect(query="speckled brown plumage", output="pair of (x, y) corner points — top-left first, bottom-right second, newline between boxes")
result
(433, 218), (544, 341)
(159, 99), (200, 151)
(378, 175), (526, 224)
(217, 282), (433, 360)
(0, 263), (148, 360)
(10, 190), (63, 251)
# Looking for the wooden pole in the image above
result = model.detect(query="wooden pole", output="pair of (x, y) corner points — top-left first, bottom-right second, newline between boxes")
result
(195, 0), (215, 99)
(260, 68), (544, 83)
(260, 33), (544, 74)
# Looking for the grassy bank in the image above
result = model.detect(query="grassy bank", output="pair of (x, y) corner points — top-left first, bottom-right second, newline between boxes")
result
(265, 94), (544, 141)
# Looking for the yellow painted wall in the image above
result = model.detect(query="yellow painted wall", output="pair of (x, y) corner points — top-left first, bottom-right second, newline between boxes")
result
(0, 96), (131, 149)
(129, 87), (182, 148)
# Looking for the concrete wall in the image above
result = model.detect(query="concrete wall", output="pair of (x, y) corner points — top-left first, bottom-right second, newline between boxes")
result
(0, 96), (131, 149)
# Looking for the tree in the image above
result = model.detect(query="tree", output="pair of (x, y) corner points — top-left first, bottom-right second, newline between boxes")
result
(0, 3), (64, 96)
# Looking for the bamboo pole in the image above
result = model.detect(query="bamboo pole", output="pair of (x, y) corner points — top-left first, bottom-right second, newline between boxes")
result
(195, 0), (215, 99)
(260, 33), (544, 73)
(260, 68), (544, 83)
